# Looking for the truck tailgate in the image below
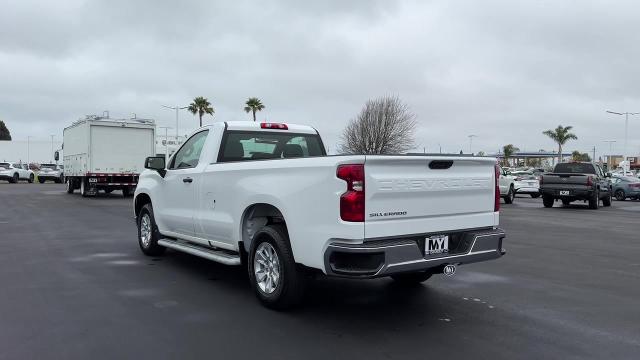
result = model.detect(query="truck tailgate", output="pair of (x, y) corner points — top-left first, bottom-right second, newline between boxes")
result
(364, 156), (497, 239)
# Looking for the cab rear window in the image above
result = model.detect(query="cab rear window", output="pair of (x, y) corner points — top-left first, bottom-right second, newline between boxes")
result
(554, 163), (595, 174)
(219, 131), (325, 162)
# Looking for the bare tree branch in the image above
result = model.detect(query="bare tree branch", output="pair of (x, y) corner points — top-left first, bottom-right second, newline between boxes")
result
(338, 95), (417, 154)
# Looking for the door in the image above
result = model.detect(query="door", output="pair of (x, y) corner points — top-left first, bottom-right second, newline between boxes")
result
(156, 130), (209, 237)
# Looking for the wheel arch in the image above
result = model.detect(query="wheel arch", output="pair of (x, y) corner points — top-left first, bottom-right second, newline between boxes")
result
(134, 193), (152, 217)
(240, 203), (288, 253)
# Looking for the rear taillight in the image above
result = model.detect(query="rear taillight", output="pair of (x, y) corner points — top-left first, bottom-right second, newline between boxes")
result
(586, 176), (593, 186)
(337, 164), (365, 222)
(494, 164), (500, 212)
(539, 175), (543, 184)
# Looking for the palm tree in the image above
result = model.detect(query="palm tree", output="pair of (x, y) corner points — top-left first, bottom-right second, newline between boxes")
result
(244, 97), (265, 122)
(543, 125), (578, 164)
(188, 96), (215, 127)
(502, 144), (519, 166)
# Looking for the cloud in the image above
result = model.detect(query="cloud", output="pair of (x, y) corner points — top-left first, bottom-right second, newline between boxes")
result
(1, 0), (639, 157)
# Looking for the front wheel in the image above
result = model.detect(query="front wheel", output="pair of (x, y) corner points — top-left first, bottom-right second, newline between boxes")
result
(615, 189), (626, 201)
(66, 178), (74, 193)
(391, 271), (432, 285)
(543, 195), (554, 208)
(248, 225), (305, 310)
(39, 178), (45, 184)
(28, 174), (34, 183)
(530, 193), (541, 198)
(137, 204), (166, 256)
(602, 191), (612, 207)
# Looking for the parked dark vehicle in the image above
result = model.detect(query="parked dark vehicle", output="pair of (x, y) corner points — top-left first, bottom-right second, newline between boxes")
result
(611, 176), (640, 201)
(540, 162), (612, 209)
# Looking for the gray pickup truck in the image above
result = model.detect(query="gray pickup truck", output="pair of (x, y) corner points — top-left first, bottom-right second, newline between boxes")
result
(540, 162), (612, 209)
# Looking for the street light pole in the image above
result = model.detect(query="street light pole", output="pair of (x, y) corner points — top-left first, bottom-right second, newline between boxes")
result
(162, 105), (188, 141)
(27, 136), (33, 167)
(50, 135), (55, 163)
(606, 110), (638, 175)
(602, 140), (616, 170)
(468, 135), (477, 154)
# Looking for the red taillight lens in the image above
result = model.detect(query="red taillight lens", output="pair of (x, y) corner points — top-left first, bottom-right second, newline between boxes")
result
(337, 164), (365, 222)
(494, 164), (500, 212)
(260, 122), (288, 130)
(586, 176), (593, 186)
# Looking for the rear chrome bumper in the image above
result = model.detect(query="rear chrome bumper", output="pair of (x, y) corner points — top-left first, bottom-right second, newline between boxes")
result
(324, 228), (506, 278)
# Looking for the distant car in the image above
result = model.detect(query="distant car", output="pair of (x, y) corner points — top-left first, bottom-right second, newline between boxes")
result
(0, 162), (35, 183)
(512, 171), (540, 198)
(611, 176), (640, 201)
(498, 165), (515, 203)
(38, 164), (65, 183)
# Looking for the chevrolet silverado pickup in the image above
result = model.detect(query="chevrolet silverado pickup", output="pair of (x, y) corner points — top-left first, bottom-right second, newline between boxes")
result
(134, 121), (506, 308)
(540, 162), (612, 209)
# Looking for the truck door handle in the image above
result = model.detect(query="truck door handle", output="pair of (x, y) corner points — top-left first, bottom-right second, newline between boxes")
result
(183, 177), (193, 183)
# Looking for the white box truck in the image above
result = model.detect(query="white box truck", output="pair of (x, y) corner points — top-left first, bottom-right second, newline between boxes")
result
(63, 116), (156, 197)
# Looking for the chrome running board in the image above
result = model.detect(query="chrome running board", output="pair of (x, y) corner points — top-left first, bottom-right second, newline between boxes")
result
(158, 239), (241, 266)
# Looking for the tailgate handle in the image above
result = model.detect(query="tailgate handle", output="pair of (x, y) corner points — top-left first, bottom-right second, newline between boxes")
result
(429, 160), (453, 169)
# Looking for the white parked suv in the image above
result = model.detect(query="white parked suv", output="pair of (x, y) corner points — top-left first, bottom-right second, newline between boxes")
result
(0, 162), (34, 183)
(134, 122), (506, 308)
(497, 165), (515, 203)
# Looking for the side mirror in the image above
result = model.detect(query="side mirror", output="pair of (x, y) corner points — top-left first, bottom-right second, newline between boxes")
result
(145, 156), (166, 177)
(54, 151), (59, 161)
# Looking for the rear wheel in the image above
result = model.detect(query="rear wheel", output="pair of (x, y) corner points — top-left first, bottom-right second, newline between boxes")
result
(530, 193), (541, 198)
(122, 187), (131, 197)
(80, 179), (88, 197)
(543, 195), (554, 208)
(10, 173), (18, 183)
(391, 271), (432, 284)
(588, 190), (599, 210)
(28, 174), (34, 183)
(137, 204), (166, 256)
(615, 189), (626, 201)
(504, 186), (515, 204)
(248, 224), (305, 309)
(38, 178), (45, 184)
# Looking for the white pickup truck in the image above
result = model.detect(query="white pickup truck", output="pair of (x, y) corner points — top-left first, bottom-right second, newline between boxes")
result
(134, 122), (506, 308)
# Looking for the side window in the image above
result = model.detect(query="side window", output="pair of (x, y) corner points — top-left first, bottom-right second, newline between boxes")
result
(169, 130), (209, 169)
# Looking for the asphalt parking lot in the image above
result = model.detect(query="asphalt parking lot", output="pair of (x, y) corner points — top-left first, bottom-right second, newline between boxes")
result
(1, 184), (639, 359)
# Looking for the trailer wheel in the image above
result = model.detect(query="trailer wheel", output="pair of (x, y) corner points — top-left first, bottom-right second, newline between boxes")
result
(122, 187), (132, 197)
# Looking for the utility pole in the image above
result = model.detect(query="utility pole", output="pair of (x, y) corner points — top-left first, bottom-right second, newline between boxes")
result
(592, 146), (596, 163)
(602, 140), (616, 170)
(50, 135), (55, 163)
(468, 135), (477, 154)
(158, 126), (172, 164)
(162, 105), (188, 141)
(27, 136), (33, 167)
(606, 110), (638, 175)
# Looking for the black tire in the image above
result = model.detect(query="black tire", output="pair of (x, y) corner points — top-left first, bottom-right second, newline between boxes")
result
(248, 224), (305, 310)
(10, 173), (18, 183)
(615, 189), (626, 201)
(602, 191), (612, 207)
(561, 199), (571, 206)
(66, 178), (74, 194)
(391, 271), (432, 284)
(28, 174), (34, 183)
(104, 188), (113, 194)
(137, 203), (166, 256)
(80, 179), (88, 197)
(530, 193), (541, 198)
(504, 186), (515, 204)
(543, 195), (554, 208)
(122, 187), (131, 197)
(38, 178), (45, 184)
(588, 190), (599, 210)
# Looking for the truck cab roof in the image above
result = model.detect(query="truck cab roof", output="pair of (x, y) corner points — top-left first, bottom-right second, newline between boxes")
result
(224, 121), (319, 135)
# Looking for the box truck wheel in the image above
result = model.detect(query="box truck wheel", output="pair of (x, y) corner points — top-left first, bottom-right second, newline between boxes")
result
(66, 178), (74, 194)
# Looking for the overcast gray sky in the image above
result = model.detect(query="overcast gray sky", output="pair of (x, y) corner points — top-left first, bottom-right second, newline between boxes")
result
(1, 0), (640, 158)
